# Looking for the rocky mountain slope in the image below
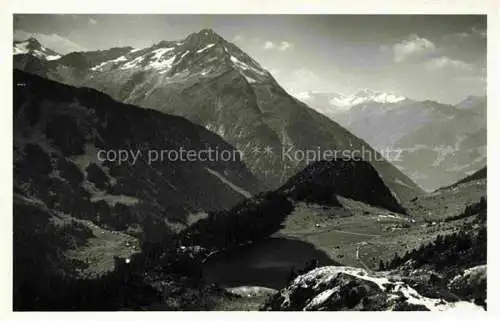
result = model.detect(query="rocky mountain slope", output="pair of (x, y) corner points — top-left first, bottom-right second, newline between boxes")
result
(395, 97), (486, 191)
(279, 159), (406, 213)
(14, 37), (62, 61)
(298, 91), (486, 191)
(13, 30), (423, 202)
(13, 69), (269, 308)
(14, 69), (262, 241)
(447, 166), (486, 189)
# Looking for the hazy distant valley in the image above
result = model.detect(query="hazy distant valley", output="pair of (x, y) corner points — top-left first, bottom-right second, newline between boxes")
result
(298, 90), (486, 191)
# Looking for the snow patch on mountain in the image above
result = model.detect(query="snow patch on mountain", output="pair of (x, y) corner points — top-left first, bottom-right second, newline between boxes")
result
(121, 47), (176, 72)
(230, 56), (265, 76)
(229, 55), (269, 84)
(243, 75), (257, 83)
(91, 56), (127, 71)
(196, 43), (215, 53)
(42, 53), (61, 61)
(151, 47), (175, 57)
(89, 46), (177, 72)
(150, 55), (176, 71)
(179, 50), (190, 59)
(120, 56), (145, 70)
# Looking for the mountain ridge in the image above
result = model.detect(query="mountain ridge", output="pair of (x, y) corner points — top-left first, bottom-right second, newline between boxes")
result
(296, 89), (408, 110)
(14, 37), (62, 61)
(14, 69), (264, 239)
(12, 30), (424, 202)
(298, 89), (486, 191)
(278, 158), (406, 213)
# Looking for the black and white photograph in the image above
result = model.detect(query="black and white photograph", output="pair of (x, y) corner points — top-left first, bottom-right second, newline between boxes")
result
(8, 10), (491, 313)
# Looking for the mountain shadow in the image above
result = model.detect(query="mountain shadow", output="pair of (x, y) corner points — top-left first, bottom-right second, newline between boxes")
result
(279, 159), (407, 214)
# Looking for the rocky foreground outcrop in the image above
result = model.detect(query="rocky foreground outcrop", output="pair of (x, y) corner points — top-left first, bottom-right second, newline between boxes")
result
(262, 266), (485, 311)
(449, 265), (487, 305)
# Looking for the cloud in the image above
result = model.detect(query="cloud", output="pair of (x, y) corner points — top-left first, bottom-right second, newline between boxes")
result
(279, 41), (293, 51)
(264, 41), (275, 50)
(89, 18), (98, 25)
(424, 56), (475, 72)
(455, 32), (472, 39)
(264, 67), (280, 77)
(283, 67), (323, 95)
(450, 26), (486, 40)
(292, 68), (318, 81)
(263, 40), (294, 51)
(392, 34), (436, 63)
(233, 35), (244, 42)
(472, 26), (486, 38)
(14, 30), (86, 54)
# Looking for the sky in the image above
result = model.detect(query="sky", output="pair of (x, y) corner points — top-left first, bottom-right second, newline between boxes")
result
(14, 14), (487, 104)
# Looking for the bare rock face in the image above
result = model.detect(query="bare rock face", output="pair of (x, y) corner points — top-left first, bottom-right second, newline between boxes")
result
(262, 266), (485, 311)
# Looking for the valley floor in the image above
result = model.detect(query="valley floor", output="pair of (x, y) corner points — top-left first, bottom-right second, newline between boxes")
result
(201, 179), (486, 310)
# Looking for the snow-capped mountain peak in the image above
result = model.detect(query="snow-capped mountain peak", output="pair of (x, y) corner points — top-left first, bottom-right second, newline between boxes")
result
(352, 88), (377, 97)
(85, 28), (270, 83)
(12, 29), (272, 86)
(334, 89), (407, 108)
(296, 89), (407, 111)
(13, 37), (62, 61)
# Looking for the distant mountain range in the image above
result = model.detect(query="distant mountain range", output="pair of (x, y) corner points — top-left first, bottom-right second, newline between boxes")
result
(295, 89), (407, 111)
(297, 90), (486, 191)
(13, 29), (423, 202)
